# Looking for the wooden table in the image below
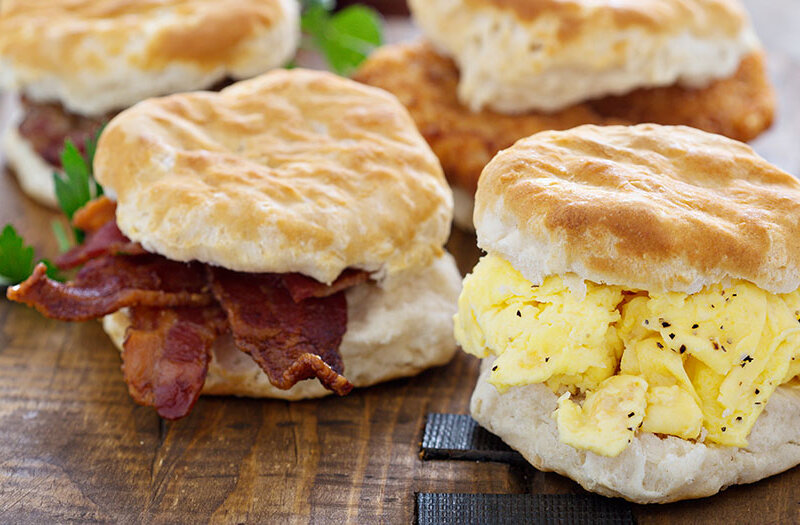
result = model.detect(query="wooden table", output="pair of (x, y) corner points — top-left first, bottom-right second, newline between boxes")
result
(1, 3), (799, 523)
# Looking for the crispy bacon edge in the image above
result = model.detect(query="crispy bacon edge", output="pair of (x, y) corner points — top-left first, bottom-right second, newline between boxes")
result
(208, 268), (355, 396)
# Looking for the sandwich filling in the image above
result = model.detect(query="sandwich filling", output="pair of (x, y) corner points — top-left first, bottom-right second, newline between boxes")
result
(455, 254), (800, 457)
(7, 197), (369, 420)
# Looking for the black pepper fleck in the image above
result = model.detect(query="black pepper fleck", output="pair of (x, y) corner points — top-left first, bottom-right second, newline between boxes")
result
(679, 345), (686, 354)
(692, 324), (699, 329)
(669, 333), (675, 339)
(736, 416), (742, 421)
(492, 366), (498, 371)
(661, 321), (671, 328)
(628, 412), (635, 418)
(755, 388), (760, 395)
(721, 427), (726, 432)
(656, 342), (664, 349)
(516, 310), (521, 317)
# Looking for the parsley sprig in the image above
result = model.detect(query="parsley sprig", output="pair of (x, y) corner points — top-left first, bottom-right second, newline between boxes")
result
(0, 225), (60, 286)
(53, 127), (105, 246)
(301, 0), (384, 76)
(1, 128), (103, 287)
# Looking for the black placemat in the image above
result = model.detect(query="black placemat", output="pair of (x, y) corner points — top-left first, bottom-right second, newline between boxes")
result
(415, 493), (635, 525)
(420, 413), (524, 463)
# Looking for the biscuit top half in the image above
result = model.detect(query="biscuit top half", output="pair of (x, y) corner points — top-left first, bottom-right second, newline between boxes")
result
(95, 69), (453, 284)
(475, 124), (800, 294)
(0, 0), (299, 115)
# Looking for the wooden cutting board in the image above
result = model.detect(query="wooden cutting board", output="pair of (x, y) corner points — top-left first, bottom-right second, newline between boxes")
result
(1, 4), (800, 523)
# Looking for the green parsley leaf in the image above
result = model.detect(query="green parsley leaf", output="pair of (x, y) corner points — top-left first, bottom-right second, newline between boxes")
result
(0, 224), (35, 285)
(302, 4), (383, 76)
(54, 140), (92, 221)
(51, 220), (72, 254)
(52, 126), (106, 246)
(0, 225), (65, 286)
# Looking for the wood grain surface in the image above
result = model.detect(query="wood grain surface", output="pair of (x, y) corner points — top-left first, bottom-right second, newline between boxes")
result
(1, 3), (800, 523)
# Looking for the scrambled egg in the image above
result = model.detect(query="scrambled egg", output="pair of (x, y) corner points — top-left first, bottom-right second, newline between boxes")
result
(455, 255), (800, 456)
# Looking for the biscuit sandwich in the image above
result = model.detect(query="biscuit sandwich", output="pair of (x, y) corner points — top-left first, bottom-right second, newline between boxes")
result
(0, 0), (299, 207)
(8, 69), (462, 420)
(454, 124), (800, 503)
(353, 0), (775, 230)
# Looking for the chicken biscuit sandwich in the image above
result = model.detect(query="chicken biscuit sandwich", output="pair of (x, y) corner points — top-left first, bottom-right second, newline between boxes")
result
(455, 124), (800, 503)
(354, 0), (774, 230)
(8, 69), (462, 420)
(0, 0), (299, 206)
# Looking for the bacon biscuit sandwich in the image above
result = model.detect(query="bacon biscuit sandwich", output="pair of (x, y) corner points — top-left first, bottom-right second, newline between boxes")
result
(8, 69), (462, 419)
(0, 0), (299, 206)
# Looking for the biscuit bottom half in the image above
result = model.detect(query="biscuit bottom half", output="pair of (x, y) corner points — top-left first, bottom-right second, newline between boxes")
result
(472, 359), (800, 504)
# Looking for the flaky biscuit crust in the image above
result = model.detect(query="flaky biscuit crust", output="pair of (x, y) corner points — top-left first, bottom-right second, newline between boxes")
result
(0, 0), (299, 115)
(476, 124), (800, 294)
(95, 69), (452, 284)
(353, 42), (774, 196)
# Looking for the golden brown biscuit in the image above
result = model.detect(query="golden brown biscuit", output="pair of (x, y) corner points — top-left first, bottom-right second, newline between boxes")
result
(409, 0), (758, 112)
(95, 68), (453, 285)
(475, 124), (800, 294)
(0, 0), (299, 115)
(354, 41), (775, 198)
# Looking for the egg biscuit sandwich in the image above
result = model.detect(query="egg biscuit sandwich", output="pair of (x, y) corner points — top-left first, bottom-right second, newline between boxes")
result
(455, 124), (800, 503)
(0, 0), (299, 207)
(354, 0), (775, 230)
(7, 69), (462, 419)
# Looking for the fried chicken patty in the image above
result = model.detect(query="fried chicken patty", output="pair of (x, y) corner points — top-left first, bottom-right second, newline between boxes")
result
(353, 42), (775, 194)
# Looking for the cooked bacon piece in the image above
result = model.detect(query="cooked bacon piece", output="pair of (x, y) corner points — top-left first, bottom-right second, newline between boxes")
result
(56, 221), (145, 269)
(58, 197), (145, 269)
(123, 306), (227, 420)
(7, 256), (212, 321)
(72, 196), (118, 233)
(282, 268), (370, 303)
(208, 268), (354, 395)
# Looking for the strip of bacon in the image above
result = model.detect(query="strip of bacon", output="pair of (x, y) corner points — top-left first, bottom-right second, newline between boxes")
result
(7, 255), (212, 321)
(208, 268), (354, 395)
(72, 196), (117, 233)
(56, 221), (145, 270)
(282, 268), (370, 303)
(123, 306), (227, 420)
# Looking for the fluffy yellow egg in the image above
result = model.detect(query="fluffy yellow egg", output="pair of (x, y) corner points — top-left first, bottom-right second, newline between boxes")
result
(455, 254), (800, 456)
